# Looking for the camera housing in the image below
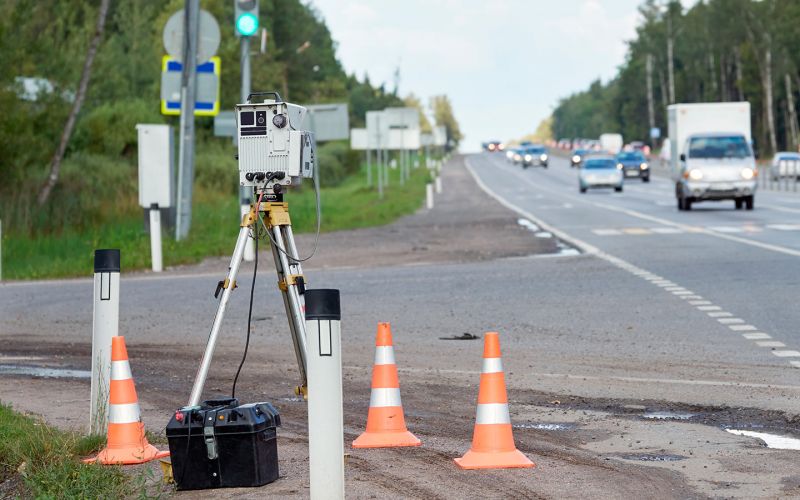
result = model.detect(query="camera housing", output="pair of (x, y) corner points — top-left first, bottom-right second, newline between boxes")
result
(236, 95), (315, 188)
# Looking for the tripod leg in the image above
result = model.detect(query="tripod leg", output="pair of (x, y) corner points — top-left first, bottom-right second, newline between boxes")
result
(270, 224), (309, 391)
(188, 224), (251, 406)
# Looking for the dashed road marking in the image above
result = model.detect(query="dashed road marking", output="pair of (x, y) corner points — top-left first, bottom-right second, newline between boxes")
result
(757, 341), (786, 348)
(719, 318), (745, 324)
(772, 351), (800, 358)
(673, 291), (693, 296)
(698, 305), (722, 311)
(690, 300), (712, 305)
(729, 325), (758, 332)
(708, 311), (733, 318)
(744, 333), (772, 340)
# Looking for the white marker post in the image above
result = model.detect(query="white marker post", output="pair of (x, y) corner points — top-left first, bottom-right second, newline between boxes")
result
(149, 204), (163, 272)
(435, 176), (442, 194)
(89, 249), (120, 435)
(426, 183), (434, 209)
(305, 289), (344, 500)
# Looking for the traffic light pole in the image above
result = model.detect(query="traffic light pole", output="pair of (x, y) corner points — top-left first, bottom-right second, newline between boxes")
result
(239, 35), (255, 261)
(175, 0), (199, 241)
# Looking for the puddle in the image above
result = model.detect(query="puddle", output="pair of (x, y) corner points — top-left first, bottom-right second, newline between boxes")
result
(513, 422), (576, 431)
(0, 365), (90, 379)
(726, 429), (800, 450)
(620, 453), (686, 462)
(642, 411), (695, 421)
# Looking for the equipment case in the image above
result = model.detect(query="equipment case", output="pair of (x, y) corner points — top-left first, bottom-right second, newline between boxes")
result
(166, 398), (281, 490)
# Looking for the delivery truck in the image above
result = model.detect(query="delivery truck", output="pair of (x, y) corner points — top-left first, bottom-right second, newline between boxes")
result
(668, 102), (757, 211)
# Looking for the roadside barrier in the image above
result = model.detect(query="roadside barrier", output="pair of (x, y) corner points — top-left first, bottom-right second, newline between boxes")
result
(352, 322), (421, 448)
(455, 332), (534, 469)
(84, 336), (169, 465)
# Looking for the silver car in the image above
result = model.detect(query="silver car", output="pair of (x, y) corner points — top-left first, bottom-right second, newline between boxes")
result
(579, 156), (624, 193)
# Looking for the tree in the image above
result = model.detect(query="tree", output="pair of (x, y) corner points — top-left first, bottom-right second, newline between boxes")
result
(430, 95), (462, 149)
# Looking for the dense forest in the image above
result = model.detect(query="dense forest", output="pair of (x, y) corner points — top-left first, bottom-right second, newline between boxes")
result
(552, 0), (800, 157)
(0, 0), (460, 233)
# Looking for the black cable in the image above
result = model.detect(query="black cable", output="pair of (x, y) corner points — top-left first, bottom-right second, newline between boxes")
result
(231, 220), (259, 398)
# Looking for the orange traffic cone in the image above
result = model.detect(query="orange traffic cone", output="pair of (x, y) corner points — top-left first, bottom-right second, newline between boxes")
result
(84, 336), (169, 465)
(455, 331), (534, 469)
(353, 323), (421, 448)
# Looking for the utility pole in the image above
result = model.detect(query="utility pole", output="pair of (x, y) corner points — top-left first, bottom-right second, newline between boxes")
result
(646, 53), (656, 144)
(175, 0), (199, 240)
(666, 12), (676, 104)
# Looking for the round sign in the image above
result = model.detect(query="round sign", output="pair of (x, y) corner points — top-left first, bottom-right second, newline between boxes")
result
(163, 9), (221, 63)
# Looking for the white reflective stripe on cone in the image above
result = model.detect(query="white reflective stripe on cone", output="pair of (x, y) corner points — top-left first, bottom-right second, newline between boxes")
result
(481, 357), (503, 374)
(111, 360), (132, 381)
(109, 402), (142, 424)
(475, 403), (511, 424)
(369, 387), (402, 407)
(374, 346), (396, 365)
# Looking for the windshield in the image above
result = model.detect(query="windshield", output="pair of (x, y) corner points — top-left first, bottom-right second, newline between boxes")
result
(583, 159), (617, 170)
(617, 152), (644, 161)
(528, 147), (545, 154)
(688, 136), (751, 159)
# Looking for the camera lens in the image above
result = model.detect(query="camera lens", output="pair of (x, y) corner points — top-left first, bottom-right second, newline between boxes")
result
(272, 114), (287, 128)
(256, 111), (267, 125)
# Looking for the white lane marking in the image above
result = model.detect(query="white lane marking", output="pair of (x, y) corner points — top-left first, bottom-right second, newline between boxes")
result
(729, 325), (758, 332)
(650, 227), (684, 234)
(791, 361), (800, 368)
(464, 157), (800, 370)
(708, 226), (743, 233)
(718, 318), (745, 324)
(665, 287), (684, 291)
(757, 341), (786, 348)
(673, 291), (693, 296)
(767, 224), (800, 231)
(690, 300), (712, 305)
(657, 283), (677, 288)
(772, 351), (800, 358)
(743, 333), (772, 340)
(593, 229), (623, 236)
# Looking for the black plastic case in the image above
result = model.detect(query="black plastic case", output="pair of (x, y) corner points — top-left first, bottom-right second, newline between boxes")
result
(166, 398), (281, 491)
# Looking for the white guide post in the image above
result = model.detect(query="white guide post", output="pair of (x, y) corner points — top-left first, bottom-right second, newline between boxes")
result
(149, 204), (163, 272)
(89, 249), (120, 434)
(305, 289), (344, 500)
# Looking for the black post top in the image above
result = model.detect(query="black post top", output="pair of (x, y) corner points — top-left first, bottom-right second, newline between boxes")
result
(94, 249), (120, 273)
(305, 289), (340, 320)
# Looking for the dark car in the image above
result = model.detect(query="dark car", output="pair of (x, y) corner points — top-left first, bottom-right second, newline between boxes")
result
(616, 151), (650, 182)
(521, 146), (549, 168)
(571, 149), (589, 167)
(482, 140), (504, 152)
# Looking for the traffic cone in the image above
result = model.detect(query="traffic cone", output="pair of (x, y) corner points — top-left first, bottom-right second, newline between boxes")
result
(455, 332), (534, 469)
(84, 336), (169, 465)
(352, 323), (421, 448)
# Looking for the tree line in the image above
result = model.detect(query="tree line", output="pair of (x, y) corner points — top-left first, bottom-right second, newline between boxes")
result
(552, 0), (800, 157)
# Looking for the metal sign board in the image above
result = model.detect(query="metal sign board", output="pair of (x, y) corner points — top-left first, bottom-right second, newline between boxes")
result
(366, 110), (387, 149)
(302, 103), (350, 141)
(433, 125), (447, 146)
(136, 124), (174, 208)
(214, 111), (236, 137)
(384, 107), (419, 130)
(420, 133), (434, 147)
(163, 9), (221, 63)
(350, 128), (368, 150)
(161, 55), (220, 116)
(387, 129), (421, 150)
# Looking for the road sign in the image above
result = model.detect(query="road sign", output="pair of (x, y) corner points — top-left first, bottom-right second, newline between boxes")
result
(163, 9), (221, 63)
(420, 133), (434, 147)
(214, 111), (236, 137)
(650, 127), (661, 139)
(350, 128), (368, 150)
(136, 124), (174, 208)
(433, 126), (447, 146)
(161, 56), (220, 116)
(302, 103), (350, 141)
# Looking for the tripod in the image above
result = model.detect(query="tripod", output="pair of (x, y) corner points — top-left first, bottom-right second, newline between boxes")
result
(188, 192), (309, 407)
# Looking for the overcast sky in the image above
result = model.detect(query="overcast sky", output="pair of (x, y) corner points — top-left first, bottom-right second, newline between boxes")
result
(309, 0), (661, 152)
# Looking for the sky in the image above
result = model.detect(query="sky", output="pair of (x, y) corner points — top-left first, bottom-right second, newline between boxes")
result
(309, 0), (656, 152)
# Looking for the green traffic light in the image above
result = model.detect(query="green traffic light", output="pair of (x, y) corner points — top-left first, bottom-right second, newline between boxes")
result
(236, 12), (258, 36)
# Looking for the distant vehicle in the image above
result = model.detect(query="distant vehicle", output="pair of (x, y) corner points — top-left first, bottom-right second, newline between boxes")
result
(600, 133), (624, 154)
(522, 146), (548, 168)
(579, 156), (623, 193)
(482, 140), (504, 152)
(668, 102), (756, 211)
(519, 140), (533, 147)
(770, 152), (800, 180)
(510, 148), (524, 165)
(571, 149), (589, 167)
(616, 151), (650, 182)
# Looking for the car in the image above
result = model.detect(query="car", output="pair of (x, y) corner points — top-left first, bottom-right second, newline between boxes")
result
(521, 146), (548, 168)
(616, 151), (650, 182)
(482, 140), (504, 152)
(579, 156), (624, 193)
(570, 149), (589, 167)
(770, 152), (800, 181)
(509, 148), (524, 165)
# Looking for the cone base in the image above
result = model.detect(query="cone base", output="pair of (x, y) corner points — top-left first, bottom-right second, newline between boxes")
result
(454, 448), (535, 470)
(352, 430), (421, 449)
(84, 443), (169, 465)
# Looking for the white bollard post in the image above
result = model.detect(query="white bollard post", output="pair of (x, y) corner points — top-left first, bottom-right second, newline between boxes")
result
(241, 203), (256, 262)
(90, 249), (120, 435)
(435, 176), (442, 194)
(426, 183), (434, 210)
(305, 289), (344, 500)
(149, 204), (163, 272)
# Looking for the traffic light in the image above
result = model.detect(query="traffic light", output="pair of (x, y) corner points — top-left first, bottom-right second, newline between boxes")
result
(234, 0), (259, 37)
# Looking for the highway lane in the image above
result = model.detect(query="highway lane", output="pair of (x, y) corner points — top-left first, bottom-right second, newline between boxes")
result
(470, 152), (800, 376)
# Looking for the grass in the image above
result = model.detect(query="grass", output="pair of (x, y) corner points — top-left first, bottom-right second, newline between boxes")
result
(0, 402), (129, 498)
(2, 162), (433, 280)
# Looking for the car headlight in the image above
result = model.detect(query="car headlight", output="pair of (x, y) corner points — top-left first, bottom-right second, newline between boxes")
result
(498, 144), (505, 151)
(640, 162), (649, 170)
(741, 168), (755, 180)
(506, 151), (513, 159)
(514, 154), (521, 161)
(540, 154), (548, 162)
(524, 154), (532, 161)
(572, 155), (580, 163)
(688, 169), (704, 181)
(488, 144), (495, 151)
(617, 163), (624, 170)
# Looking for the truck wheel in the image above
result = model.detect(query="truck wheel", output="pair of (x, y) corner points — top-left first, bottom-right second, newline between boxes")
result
(745, 196), (754, 210)
(735, 199), (743, 210)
